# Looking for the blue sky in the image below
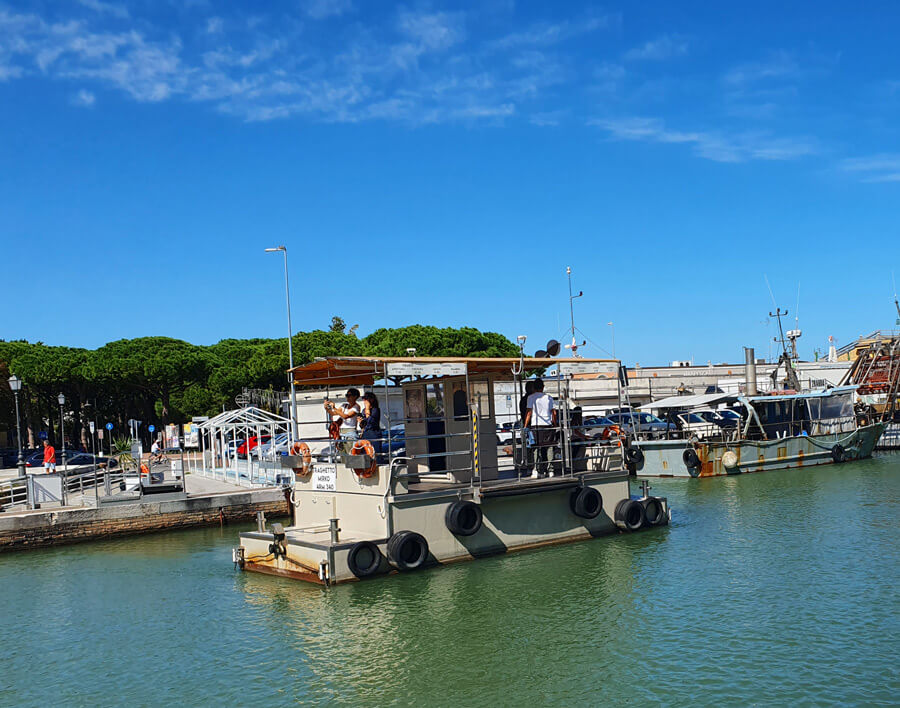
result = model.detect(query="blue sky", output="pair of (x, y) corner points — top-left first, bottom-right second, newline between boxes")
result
(2, 0), (899, 365)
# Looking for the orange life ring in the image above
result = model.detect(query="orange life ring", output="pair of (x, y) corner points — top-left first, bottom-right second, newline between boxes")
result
(290, 442), (312, 477)
(140, 462), (150, 477)
(601, 425), (624, 440)
(349, 439), (377, 478)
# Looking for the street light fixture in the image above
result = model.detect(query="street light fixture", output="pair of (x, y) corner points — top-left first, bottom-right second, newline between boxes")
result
(265, 246), (299, 442)
(8, 375), (26, 479)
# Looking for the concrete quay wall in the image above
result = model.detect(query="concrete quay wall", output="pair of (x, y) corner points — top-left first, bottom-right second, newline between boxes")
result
(0, 488), (290, 551)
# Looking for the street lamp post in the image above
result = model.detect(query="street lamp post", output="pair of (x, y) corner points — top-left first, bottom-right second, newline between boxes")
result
(8, 375), (26, 479)
(265, 246), (299, 443)
(58, 393), (67, 506)
(607, 322), (616, 359)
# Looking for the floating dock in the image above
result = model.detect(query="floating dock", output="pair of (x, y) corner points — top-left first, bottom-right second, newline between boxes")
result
(0, 486), (289, 551)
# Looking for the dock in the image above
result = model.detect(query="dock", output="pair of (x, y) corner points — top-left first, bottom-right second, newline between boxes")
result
(0, 473), (289, 551)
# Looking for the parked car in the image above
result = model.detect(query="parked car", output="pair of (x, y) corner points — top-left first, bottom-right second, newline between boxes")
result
(237, 435), (271, 459)
(25, 451), (118, 468)
(694, 409), (739, 430)
(255, 433), (290, 459)
(606, 412), (675, 437)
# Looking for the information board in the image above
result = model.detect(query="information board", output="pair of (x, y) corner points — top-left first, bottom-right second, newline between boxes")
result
(385, 362), (467, 377)
(558, 361), (619, 376)
(311, 464), (337, 491)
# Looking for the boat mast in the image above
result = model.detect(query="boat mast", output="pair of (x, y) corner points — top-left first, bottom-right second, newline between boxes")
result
(565, 267), (584, 358)
(770, 307), (802, 391)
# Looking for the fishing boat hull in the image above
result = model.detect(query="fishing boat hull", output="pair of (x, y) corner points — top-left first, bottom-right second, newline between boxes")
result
(632, 422), (886, 478)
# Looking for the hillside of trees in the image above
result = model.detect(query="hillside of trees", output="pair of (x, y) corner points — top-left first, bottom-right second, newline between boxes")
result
(0, 324), (517, 448)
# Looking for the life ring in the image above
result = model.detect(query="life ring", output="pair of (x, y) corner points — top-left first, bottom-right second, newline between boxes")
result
(569, 486), (603, 519)
(445, 500), (483, 536)
(831, 444), (845, 464)
(290, 442), (312, 477)
(350, 439), (377, 478)
(601, 425), (623, 440)
(347, 541), (383, 578)
(722, 450), (738, 469)
(140, 462), (150, 477)
(614, 499), (646, 531)
(387, 530), (429, 571)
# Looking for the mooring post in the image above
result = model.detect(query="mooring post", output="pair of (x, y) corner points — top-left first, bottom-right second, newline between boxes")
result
(329, 518), (340, 543)
(256, 510), (266, 533)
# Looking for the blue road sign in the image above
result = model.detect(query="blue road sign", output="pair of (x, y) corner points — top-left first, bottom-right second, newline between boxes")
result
(39, 431), (48, 440)
(148, 425), (155, 433)
(105, 422), (114, 431)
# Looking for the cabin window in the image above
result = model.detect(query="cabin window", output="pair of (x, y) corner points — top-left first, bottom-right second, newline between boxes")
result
(426, 383), (445, 419)
(469, 381), (492, 417)
(405, 388), (425, 422)
(452, 382), (468, 421)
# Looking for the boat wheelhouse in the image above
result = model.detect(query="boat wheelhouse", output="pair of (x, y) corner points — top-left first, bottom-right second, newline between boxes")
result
(234, 355), (669, 585)
(630, 385), (885, 478)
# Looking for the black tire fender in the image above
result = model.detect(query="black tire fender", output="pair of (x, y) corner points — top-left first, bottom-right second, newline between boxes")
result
(445, 500), (483, 537)
(641, 497), (666, 526)
(831, 444), (845, 463)
(624, 447), (644, 467)
(614, 499), (646, 532)
(569, 486), (603, 519)
(683, 448), (701, 470)
(347, 541), (383, 578)
(387, 530), (429, 571)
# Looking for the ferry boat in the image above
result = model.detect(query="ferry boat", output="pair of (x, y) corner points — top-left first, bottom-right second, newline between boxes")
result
(233, 355), (669, 585)
(629, 385), (886, 478)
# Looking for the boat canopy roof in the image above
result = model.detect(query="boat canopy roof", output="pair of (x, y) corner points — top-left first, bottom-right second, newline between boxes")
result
(640, 392), (738, 411)
(288, 356), (619, 387)
(739, 385), (858, 405)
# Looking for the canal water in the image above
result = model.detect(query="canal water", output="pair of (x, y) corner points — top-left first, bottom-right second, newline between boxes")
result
(2, 455), (898, 706)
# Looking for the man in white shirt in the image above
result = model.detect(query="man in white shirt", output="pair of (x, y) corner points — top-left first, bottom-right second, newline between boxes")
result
(525, 378), (557, 478)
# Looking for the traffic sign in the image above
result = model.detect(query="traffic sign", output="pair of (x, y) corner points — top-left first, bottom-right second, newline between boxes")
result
(39, 431), (48, 440)
(148, 425), (155, 433)
(105, 422), (113, 431)
(89, 422), (95, 434)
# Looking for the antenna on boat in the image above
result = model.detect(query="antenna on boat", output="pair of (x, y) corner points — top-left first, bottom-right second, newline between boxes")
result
(770, 307), (802, 391)
(893, 271), (900, 324)
(565, 267), (586, 357)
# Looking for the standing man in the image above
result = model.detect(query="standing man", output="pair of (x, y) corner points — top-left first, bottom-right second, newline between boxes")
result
(42, 438), (56, 474)
(518, 380), (535, 473)
(525, 378), (557, 478)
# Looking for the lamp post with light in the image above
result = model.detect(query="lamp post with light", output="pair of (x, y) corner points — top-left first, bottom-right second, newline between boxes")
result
(264, 246), (299, 442)
(8, 375), (26, 479)
(607, 322), (616, 359)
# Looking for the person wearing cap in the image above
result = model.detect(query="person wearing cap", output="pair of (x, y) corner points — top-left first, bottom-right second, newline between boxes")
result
(324, 388), (361, 453)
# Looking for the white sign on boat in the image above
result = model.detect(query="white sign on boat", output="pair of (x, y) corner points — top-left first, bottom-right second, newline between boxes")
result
(385, 362), (467, 377)
(558, 361), (619, 376)
(311, 464), (337, 491)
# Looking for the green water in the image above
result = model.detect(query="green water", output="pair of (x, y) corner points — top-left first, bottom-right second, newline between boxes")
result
(2, 456), (899, 706)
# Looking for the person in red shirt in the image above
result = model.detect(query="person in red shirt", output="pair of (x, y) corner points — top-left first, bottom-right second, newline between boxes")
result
(42, 439), (56, 473)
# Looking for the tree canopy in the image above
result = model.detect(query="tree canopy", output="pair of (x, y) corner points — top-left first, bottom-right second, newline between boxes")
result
(0, 324), (516, 449)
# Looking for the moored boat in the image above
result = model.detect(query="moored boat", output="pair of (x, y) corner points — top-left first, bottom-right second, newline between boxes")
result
(233, 355), (669, 585)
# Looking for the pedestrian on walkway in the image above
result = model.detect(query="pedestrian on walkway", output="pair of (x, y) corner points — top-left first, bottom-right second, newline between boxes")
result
(42, 439), (56, 473)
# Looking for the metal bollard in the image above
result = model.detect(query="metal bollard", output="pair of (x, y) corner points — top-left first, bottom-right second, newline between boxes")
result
(256, 510), (266, 533)
(329, 518), (340, 544)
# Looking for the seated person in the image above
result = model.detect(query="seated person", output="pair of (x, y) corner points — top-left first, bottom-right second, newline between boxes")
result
(359, 392), (383, 455)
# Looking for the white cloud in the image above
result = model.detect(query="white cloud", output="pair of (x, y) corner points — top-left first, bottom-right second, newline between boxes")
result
(488, 14), (616, 51)
(206, 17), (223, 34)
(624, 34), (688, 61)
(838, 154), (900, 183)
(302, 0), (353, 20)
(72, 88), (95, 106)
(530, 110), (565, 126)
(724, 51), (799, 85)
(77, 0), (128, 20)
(592, 116), (817, 163)
(397, 10), (464, 52)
